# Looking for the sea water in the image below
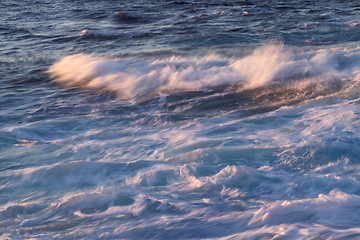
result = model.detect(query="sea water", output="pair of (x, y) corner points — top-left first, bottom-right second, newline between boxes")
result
(1, 0), (360, 239)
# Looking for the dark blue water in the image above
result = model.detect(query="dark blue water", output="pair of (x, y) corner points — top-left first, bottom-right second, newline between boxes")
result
(1, 0), (360, 239)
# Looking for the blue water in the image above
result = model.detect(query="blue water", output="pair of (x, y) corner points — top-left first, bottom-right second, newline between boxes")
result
(1, 0), (360, 239)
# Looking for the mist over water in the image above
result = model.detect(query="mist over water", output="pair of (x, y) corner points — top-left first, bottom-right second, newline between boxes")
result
(1, 0), (360, 239)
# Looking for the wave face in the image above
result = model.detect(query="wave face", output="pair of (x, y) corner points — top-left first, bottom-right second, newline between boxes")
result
(2, 0), (360, 239)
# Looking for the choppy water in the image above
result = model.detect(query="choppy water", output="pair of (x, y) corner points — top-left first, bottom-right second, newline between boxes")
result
(1, 0), (360, 239)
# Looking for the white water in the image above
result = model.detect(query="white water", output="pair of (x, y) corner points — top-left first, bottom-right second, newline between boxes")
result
(3, 0), (360, 238)
(2, 79), (360, 238)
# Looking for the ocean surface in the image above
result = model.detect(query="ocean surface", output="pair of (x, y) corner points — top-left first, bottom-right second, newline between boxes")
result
(1, 0), (360, 239)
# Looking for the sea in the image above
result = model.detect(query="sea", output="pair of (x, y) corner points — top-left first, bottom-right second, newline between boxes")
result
(1, 0), (360, 239)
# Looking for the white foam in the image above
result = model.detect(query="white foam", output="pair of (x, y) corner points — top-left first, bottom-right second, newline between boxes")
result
(248, 189), (360, 228)
(47, 44), (360, 100)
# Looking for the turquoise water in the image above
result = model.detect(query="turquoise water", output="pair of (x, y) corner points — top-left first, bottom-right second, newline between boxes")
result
(1, 1), (360, 239)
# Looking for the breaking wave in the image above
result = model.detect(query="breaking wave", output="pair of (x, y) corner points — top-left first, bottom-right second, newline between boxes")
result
(47, 44), (360, 102)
